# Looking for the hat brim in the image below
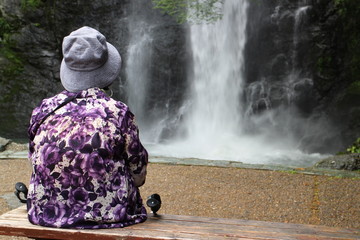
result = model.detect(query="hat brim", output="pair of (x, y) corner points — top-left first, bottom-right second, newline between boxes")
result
(60, 42), (121, 92)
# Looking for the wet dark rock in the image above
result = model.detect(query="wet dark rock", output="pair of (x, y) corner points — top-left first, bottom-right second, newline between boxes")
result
(314, 153), (360, 171)
(0, 0), (358, 155)
(0, 137), (10, 152)
(0, 0), (187, 139)
(244, 0), (360, 153)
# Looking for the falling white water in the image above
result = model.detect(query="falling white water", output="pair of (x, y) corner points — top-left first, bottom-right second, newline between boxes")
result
(185, 0), (246, 144)
(125, 2), (153, 124)
(126, 29), (153, 121)
(292, 5), (311, 71)
(148, 0), (249, 161)
(285, 5), (313, 106)
(147, 0), (328, 167)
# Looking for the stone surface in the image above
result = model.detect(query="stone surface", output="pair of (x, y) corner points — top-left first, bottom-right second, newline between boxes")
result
(244, 0), (360, 154)
(0, 137), (10, 152)
(314, 153), (360, 171)
(0, 0), (188, 141)
(0, 193), (22, 210)
(0, 0), (359, 155)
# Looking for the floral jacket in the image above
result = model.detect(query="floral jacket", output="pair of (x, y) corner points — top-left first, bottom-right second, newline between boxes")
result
(27, 87), (148, 229)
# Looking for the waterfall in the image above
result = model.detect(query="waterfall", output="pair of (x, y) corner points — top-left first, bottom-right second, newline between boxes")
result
(180, 0), (248, 157)
(125, 1), (153, 125)
(124, 0), (189, 144)
(239, 1), (328, 166)
(127, 0), (329, 167)
(147, 0), (251, 161)
(125, 24), (153, 122)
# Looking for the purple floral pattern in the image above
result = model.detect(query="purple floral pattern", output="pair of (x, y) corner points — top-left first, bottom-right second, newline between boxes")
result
(27, 88), (148, 229)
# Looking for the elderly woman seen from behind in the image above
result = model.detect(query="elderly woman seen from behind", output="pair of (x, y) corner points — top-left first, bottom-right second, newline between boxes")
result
(27, 26), (148, 229)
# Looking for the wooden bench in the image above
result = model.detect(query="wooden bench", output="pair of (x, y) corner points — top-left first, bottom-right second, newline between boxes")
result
(0, 206), (359, 239)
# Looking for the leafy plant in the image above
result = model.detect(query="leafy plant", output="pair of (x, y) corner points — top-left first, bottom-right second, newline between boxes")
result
(346, 138), (360, 154)
(0, 16), (24, 83)
(0, 18), (11, 39)
(152, 0), (224, 24)
(0, 35), (24, 81)
(346, 81), (360, 95)
(21, 0), (43, 11)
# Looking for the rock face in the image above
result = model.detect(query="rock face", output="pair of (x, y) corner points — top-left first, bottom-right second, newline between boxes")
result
(0, 136), (10, 151)
(310, 0), (360, 151)
(244, 0), (360, 152)
(0, 0), (188, 139)
(1, 0), (128, 138)
(0, 0), (358, 154)
(314, 153), (360, 171)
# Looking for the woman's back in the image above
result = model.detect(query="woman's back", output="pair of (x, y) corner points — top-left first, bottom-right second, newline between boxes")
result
(27, 87), (148, 229)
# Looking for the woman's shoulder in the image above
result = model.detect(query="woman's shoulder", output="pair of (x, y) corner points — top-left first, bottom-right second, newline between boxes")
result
(32, 91), (69, 113)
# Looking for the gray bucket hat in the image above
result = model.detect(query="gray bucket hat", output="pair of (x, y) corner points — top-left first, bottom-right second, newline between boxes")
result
(60, 26), (121, 92)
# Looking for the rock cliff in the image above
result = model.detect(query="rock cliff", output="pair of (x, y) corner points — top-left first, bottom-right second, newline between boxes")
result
(0, 0), (187, 139)
(0, 0), (358, 154)
(244, 0), (360, 152)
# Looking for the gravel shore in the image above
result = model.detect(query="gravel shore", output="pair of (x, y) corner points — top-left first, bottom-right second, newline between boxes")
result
(0, 158), (359, 239)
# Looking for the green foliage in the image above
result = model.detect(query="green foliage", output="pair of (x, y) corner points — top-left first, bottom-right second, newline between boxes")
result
(346, 81), (360, 95)
(21, 0), (43, 11)
(334, 0), (346, 15)
(152, 0), (224, 24)
(0, 38), (24, 80)
(335, 0), (360, 79)
(346, 138), (360, 154)
(0, 18), (11, 39)
(0, 37), (25, 103)
(0, 17), (24, 81)
(316, 55), (333, 76)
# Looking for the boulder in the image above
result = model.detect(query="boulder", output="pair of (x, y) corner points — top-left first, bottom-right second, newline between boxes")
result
(0, 137), (11, 152)
(314, 153), (360, 171)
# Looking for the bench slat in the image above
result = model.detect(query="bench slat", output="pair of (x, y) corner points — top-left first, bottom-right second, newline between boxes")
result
(0, 206), (359, 240)
(127, 218), (358, 239)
